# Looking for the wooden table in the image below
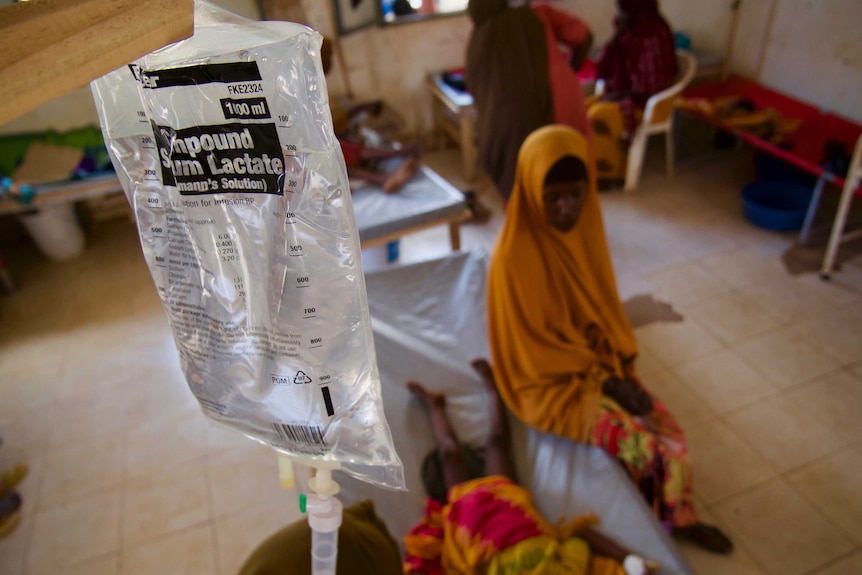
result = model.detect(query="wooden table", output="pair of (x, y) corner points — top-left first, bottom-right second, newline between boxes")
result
(426, 74), (479, 184)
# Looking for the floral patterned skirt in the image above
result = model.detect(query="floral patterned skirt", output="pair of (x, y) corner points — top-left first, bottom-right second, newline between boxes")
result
(589, 384), (697, 529)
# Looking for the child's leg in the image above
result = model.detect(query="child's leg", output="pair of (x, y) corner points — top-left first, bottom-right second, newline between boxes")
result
(407, 381), (469, 491)
(347, 166), (388, 188)
(382, 157), (418, 193)
(471, 359), (515, 480)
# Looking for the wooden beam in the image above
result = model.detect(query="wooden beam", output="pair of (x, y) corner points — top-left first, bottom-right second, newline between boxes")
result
(0, 0), (193, 126)
(722, 0), (742, 81)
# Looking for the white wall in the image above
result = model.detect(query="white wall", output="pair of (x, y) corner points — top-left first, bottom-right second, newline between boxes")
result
(3, 0), (859, 136)
(307, 0), (734, 133)
(312, 0), (862, 130)
(302, 0), (472, 134)
(755, 0), (862, 123)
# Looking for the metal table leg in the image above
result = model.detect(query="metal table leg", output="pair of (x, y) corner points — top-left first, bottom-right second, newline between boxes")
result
(799, 174), (827, 245)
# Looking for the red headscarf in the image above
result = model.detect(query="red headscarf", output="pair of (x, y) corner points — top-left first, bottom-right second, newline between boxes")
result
(596, 0), (677, 108)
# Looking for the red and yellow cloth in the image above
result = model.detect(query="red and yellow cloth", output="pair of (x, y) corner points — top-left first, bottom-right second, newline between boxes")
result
(592, 380), (697, 528)
(404, 476), (624, 575)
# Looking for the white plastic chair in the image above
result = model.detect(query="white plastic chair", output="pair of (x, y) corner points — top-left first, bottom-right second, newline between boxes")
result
(594, 50), (698, 194)
(820, 133), (862, 278)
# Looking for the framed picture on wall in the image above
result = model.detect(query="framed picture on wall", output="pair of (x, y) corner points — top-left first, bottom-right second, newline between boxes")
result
(332, 0), (380, 36)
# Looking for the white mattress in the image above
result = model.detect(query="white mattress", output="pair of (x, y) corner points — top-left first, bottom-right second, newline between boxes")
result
(351, 164), (465, 243)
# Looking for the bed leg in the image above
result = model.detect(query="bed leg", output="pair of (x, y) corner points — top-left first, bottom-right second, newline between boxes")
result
(820, 181), (855, 279)
(799, 175), (826, 245)
(449, 222), (461, 252)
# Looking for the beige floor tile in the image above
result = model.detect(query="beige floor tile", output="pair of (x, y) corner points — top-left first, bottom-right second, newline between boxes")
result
(615, 271), (656, 303)
(633, 349), (664, 380)
(674, 349), (778, 414)
(652, 218), (739, 262)
(29, 554), (119, 575)
(796, 267), (862, 307)
(55, 352), (145, 404)
(738, 276), (840, 323)
(213, 502), (302, 575)
(686, 419), (775, 505)
(120, 523), (215, 575)
(635, 319), (724, 368)
(46, 392), (128, 451)
(61, 288), (134, 331)
(37, 435), (123, 510)
(0, 369), (60, 416)
(0, 334), (66, 384)
(677, 540), (767, 575)
(25, 489), (121, 574)
(710, 479), (853, 575)
(206, 443), (295, 519)
(641, 369), (714, 430)
(695, 249), (789, 290)
(786, 370), (862, 446)
(683, 290), (784, 345)
(786, 445), (862, 546)
(724, 395), (847, 473)
(124, 409), (209, 481)
(126, 312), (175, 351)
(123, 373), (200, 428)
(644, 261), (732, 307)
(117, 361), (190, 418)
(61, 318), (139, 371)
(810, 553), (862, 575)
(206, 419), (252, 453)
(0, 514), (29, 575)
(122, 459), (210, 549)
(792, 304), (862, 366)
(0, 398), (59, 454)
(733, 328), (841, 389)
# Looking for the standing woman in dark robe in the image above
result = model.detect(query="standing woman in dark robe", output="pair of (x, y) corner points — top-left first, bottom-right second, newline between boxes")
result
(466, 0), (593, 202)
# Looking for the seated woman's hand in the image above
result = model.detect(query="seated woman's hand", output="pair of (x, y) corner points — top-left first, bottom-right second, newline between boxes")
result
(602, 377), (653, 416)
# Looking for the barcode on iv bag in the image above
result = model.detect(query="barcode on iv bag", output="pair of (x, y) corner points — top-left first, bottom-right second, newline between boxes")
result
(272, 423), (326, 446)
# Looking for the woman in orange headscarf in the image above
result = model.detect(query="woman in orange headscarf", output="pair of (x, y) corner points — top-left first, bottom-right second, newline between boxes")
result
(487, 125), (732, 554)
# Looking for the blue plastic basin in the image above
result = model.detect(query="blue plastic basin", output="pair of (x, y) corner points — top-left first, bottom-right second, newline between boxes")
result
(741, 180), (813, 232)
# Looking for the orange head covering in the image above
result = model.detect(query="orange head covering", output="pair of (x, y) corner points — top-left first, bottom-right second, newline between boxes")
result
(487, 125), (637, 441)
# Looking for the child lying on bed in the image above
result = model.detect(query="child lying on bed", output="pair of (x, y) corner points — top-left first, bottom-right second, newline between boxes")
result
(322, 38), (420, 194)
(403, 358), (659, 575)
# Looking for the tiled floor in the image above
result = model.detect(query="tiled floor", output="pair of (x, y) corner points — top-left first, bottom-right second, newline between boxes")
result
(1, 143), (861, 575)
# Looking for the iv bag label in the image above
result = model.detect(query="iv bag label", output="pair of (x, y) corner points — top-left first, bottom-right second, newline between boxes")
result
(153, 122), (284, 195)
(141, 61), (262, 89)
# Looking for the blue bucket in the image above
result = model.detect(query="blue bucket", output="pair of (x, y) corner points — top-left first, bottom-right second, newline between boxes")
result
(741, 180), (813, 232)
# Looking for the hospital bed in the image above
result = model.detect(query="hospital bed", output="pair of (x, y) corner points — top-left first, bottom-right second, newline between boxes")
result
(683, 76), (862, 278)
(350, 163), (469, 251)
(338, 251), (695, 575)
